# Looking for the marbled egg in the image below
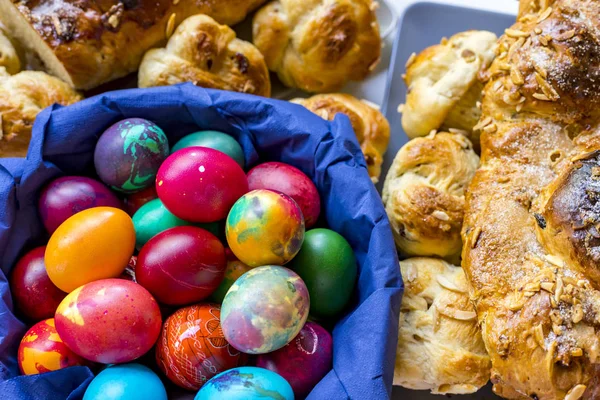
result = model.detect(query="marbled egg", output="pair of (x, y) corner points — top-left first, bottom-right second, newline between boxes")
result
(45, 207), (135, 293)
(137, 226), (226, 305)
(171, 131), (245, 168)
(156, 303), (247, 390)
(221, 266), (309, 354)
(247, 162), (321, 228)
(10, 246), (66, 321)
(18, 318), (89, 375)
(38, 176), (123, 234)
(256, 322), (333, 398)
(94, 118), (169, 193)
(83, 364), (167, 400)
(195, 367), (294, 400)
(124, 185), (158, 216)
(226, 190), (305, 267)
(55, 279), (162, 364)
(156, 147), (248, 222)
(209, 249), (254, 304)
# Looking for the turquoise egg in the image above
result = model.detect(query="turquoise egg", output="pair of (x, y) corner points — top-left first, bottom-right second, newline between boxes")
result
(221, 266), (310, 354)
(133, 198), (220, 249)
(194, 367), (294, 400)
(171, 130), (245, 168)
(83, 363), (167, 400)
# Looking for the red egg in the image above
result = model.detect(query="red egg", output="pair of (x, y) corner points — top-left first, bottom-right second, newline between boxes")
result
(54, 279), (162, 364)
(156, 147), (249, 222)
(18, 318), (89, 375)
(247, 162), (321, 227)
(10, 247), (66, 322)
(156, 303), (247, 390)
(124, 185), (158, 216)
(137, 226), (226, 305)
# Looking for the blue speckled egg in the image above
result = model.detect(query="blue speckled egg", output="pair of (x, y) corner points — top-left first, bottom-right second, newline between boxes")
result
(83, 363), (167, 400)
(94, 118), (169, 193)
(194, 367), (294, 400)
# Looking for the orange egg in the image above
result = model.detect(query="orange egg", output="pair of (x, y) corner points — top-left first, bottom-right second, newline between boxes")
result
(45, 207), (135, 292)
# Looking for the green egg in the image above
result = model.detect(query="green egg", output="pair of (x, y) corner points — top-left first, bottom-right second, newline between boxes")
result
(171, 130), (245, 168)
(133, 198), (219, 250)
(288, 228), (357, 318)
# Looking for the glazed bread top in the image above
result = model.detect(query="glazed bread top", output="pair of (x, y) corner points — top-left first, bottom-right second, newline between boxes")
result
(0, 0), (267, 89)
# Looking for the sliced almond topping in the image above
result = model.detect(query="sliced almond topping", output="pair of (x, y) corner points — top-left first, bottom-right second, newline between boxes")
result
(541, 282), (555, 293)
(516, 103), (524, 112)
(534, 27), (543, 35)
(508, 37), (525, 59)
(524, 282), (541, 292)
(534, 324), (545, 348)
(552, 323), (562, 335)
(565, 385), (587, 400)
(432, 210), (450, 221)
(437, 275), (467, 293)
(534, 64), (548, 79)
(555, 276), (564, 304)
(535, 72), (560, 100)
(166, 13), (176, 39)
(573, 304), (584, 323)
(437, 305), (477, 321)
(511, 67), (525, 85)
(440, 37), (448, 45)
(471, 227), (482, 248)
(537, 7), (553, 23)
(474, 117), (493, 131)
(448, 128), (469, 136)
(571, 348), (583, 357)
(498, 62), (511, 71)
(556, 29), (576, 41)
(506, 29), (530, 38)
(533, 93), (550, 101)
(405, 52), (417, 69)
(397, 104), (405, 113)
(539, 35), (549, 46)
(483, 123), (498, 134)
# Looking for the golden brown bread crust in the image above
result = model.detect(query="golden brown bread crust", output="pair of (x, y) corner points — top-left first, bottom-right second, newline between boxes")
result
(138, 15), (270, 97)
(395, 257), (490, 394)
(462, 1), (600, 398)
(0, 0), (267, 90)
(252, 0), (381, 93)
(0, 29), (19, 74)
(291, 94), (389, 182)
(0, 68), (82, 156)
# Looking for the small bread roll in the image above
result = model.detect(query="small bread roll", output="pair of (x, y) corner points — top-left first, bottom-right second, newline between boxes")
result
(395, 257), (490, 394)
(139, 14), (270, 97)
(382, 132), (479, 260)
(0, 29), (19, 74)
(400, 31), (497, 146)
(0, 69), (82, 157)
(252, 0), (381, 93)
(292, 94), (390, 183)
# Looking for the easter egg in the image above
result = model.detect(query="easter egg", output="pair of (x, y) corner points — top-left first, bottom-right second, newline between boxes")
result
(137, 226), (226, 305)
(247, 162), (321, 228)
(10, 246), (66, 321)
(45, 207), (135, 293)
(256, 322), (333, 398)
(94, 118), (169, 193)
(226, 190), (305, 267)
(83, 364), (167, 400)
(195, 367), (294, 400)
(156, 303), (246, 390)
(221, 266), (309, 354)
(38, 176), (123, 234)
(172, 131), (245, 168)
(209, 249), (253, 304)
(124, 185), (158, 216)
(55, 279), (162, 364)
(156, 147), (248, 222)
(18, 319), (88, 375)
(288, 228), (357, 317)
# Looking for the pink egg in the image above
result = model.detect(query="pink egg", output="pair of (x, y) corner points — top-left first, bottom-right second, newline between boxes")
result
(54, 279), (162, 364)
(247, 162), (320, 228)
(156, 147), (248, 223)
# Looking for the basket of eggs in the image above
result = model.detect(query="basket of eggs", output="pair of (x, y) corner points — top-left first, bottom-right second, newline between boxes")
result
(0, 83), (402, 400)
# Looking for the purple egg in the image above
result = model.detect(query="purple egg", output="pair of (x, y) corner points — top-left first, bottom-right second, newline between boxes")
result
(94, 118), (170, 193)
(256, 321), (333, 398)
(38, 176), (123, 234)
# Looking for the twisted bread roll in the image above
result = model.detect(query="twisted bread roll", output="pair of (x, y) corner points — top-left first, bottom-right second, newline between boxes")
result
(252, 0), (381, 93)
(395, 257), (490, 394)
(0, 30), (19, 74)
(383, 132), (479, 260)
(0, 69), (82, 157)
(291, 94), (389, 182)
(463, 1), (600, 398)
(139, 15), (270, 97)
(401, 31), (497, 147)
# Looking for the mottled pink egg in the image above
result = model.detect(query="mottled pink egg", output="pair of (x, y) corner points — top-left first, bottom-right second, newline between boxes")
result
(38, 176), (123, 234)
(156, 147), (248, 223)
(256, 322), (332, 398)
(54, 279), (162, 364)
(247, 162), (320, 228)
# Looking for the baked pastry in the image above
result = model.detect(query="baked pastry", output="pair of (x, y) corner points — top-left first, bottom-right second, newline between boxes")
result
(463, 1), (600, 398)
(139, 15), (270, 97)
(0, 0), (267, 90)
(291, 94), (390, 182)
(252, 0), (381, 93)
(382, 132), (479, 261)
(400, 31), (497, 147)
(0, 29), (19, 74)
(0, 68), (82, 157)
(395, 257), (490, 394)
